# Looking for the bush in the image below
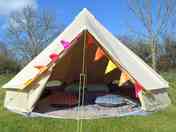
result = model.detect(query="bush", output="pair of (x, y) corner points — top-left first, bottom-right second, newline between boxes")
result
(0, 55), (20, 74)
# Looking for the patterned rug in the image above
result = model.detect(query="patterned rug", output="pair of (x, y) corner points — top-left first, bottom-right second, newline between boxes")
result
(31, 98), (149, 119)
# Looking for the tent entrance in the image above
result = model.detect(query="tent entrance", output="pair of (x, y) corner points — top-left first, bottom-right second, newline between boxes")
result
(32, 31), (143, 119)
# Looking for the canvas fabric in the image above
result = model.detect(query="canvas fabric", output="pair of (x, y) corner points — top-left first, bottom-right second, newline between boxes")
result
(4, 69), (52, 112)
(139, 89), (171, 111)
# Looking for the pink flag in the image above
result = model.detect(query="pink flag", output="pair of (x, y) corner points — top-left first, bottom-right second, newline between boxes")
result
(49, 53), (59, 63)
(134, 81), (143, 98)
(60, 40), (70, 49)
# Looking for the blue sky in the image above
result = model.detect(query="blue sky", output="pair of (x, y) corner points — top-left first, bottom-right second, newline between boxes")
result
(0, 0), (144, 40)
(38, 0), (137, 34)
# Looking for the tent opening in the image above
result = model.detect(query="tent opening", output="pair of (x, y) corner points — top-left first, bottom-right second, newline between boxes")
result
(33, 31), (141, 119)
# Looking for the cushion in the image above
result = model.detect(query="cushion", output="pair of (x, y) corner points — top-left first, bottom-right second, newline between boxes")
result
(65, 83), (80, 94)
(65, 83), (109, 94)
(95, 94), (126, 107)
(46, 80), (63, 87)
(86, 84), (109, 93)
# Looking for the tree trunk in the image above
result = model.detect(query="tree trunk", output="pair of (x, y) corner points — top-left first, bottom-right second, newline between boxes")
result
(151, 39), (157, 71)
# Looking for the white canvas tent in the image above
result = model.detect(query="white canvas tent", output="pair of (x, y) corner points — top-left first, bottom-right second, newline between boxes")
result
(2, 8), (171, 117)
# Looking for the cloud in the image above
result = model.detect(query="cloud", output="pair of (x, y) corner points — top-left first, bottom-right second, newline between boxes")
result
(0, 0), (37, 16)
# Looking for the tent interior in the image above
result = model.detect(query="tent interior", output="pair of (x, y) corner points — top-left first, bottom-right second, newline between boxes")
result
(33, 31), (143, 119)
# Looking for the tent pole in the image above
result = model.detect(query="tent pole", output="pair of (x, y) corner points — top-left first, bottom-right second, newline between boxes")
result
(77, 30), (87, 132)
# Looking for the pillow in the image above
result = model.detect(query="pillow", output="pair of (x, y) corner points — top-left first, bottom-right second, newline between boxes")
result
(86, 84), (109, 93)
(95, 94), (126, 107)
(46, 80), (63, 87)
(65, 83), (80, 94)
(65, 83), (109, 94)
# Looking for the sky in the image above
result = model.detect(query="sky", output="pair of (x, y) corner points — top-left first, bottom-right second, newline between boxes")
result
(0, 0), (143, 40)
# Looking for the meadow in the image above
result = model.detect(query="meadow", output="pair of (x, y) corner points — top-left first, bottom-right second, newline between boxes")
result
(0, 71), (176, 132)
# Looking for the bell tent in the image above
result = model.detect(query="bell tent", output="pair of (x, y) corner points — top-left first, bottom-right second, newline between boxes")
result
(2, 8), (171, 119)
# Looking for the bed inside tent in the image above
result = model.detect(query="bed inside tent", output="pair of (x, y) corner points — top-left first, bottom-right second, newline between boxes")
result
(32, 31), (146, 119)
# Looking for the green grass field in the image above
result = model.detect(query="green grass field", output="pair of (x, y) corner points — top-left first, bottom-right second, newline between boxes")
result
(0, 72), (176, 132)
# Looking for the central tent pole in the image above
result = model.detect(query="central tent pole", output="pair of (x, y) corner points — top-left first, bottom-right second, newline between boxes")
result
(77, 30), (87, 132)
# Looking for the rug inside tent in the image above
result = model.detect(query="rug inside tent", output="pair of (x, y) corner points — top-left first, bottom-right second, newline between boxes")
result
(30, 96), (149, 119)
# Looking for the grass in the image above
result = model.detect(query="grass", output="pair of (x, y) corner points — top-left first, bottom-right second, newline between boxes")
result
(0, 72), (176, 132)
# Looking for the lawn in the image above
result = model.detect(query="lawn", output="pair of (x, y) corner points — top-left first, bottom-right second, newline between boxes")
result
(0, 72), (176, 132)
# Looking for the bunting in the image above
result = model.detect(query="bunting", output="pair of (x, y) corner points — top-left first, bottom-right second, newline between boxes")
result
(87, 34), (94, 48)
(105, 60), (117, 74)
(24, 79), (33, 86)
(134, 81), (143, 98)
(23, 38), (68, 88)
(94, 47), (105, 61)
(34, 65), (48, 73)
(60, 40), (70, 49)
(119, 72), (130, 86)
(49, 53), (59, 63)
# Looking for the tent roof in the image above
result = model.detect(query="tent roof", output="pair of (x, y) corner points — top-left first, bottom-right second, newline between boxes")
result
(2, 8), (169, 90)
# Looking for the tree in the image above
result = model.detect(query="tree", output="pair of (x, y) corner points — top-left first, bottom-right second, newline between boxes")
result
(164, 36), (176, 67)
(0, 42), (8, 56)
(6, 6), (64, 66)
(0, 42), (20, 74)
(119, 36), (151, 63)
(127, 0), (176, 70)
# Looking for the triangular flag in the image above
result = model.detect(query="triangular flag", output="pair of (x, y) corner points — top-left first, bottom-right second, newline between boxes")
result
(60, 40), (70, 49)
(94, 47), (105, 61)
(119, 72), (130, 86)
(87, 34), (94, 48)
(49, 53), (59, 63)
(105, 60), (117, 74)
(24, 79), (33, 86)
(134, 81), (143, 98)
(34, 65), (48, 73)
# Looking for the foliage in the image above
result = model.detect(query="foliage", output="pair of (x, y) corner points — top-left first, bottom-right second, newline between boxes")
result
(125, 39), (152, 64)
(0, 42), (20, 74)
(0, 55), (20, 74)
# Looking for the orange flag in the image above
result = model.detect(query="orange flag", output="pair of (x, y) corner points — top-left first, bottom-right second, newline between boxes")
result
(94, 47), (105, 61)
(119, 72), (130, 86)
(34, 65), (48, 73)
